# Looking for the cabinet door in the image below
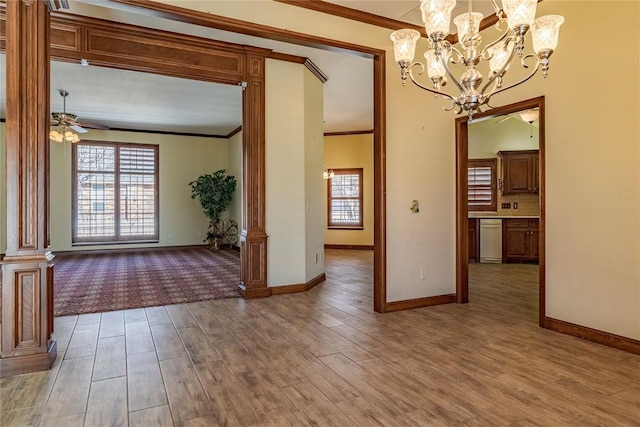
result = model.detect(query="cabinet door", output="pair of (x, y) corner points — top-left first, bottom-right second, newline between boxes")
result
(504, 228), (528, 261)
(503, 154), (533, 194)
(531, 154), (539, 193)
(468, 219), (478, 262)
(529, 229), (539, 260)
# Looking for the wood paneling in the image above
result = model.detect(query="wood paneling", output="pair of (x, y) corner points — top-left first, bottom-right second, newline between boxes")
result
(324, 129), (374, 137)
(324, 244), (373, 250)
(1, 0), (56, 377)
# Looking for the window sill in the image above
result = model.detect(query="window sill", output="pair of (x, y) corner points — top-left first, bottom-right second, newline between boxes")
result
(328, 226), (364, 231)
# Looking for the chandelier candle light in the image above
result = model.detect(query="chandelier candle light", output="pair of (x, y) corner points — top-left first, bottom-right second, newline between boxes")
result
(390, 0), (564, 117)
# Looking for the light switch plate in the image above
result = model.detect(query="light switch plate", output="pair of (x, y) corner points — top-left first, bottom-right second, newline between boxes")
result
(501, 203), (511, 209)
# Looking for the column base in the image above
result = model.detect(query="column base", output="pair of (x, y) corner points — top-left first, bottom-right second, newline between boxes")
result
(0, 340), (57, 378)
(238, 284), (272, 299)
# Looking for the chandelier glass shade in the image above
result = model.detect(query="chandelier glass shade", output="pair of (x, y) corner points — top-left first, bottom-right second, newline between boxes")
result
(49, 127), (80, 143)
(390, 0), (564, 117)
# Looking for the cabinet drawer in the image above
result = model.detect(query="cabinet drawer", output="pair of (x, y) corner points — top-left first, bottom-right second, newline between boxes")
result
(504, 219), (530, 228)
(529, 219), (539, 229)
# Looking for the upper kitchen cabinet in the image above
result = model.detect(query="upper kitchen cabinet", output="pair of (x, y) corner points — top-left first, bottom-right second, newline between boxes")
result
(498, 150), (539, 195)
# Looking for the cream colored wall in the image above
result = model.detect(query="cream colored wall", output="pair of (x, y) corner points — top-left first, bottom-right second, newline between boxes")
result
(265, 59), (307, 286)
(227, 130), (243, 241)
(94, 1), (640, 340)
(49, 129), (229, 251)
(469, 117), (540, 216)
(324, 133), (374, 246)
(304, 68), (326, 282)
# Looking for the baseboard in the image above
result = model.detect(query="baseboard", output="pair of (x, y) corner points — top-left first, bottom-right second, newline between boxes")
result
(271, 273), (327, 295)
(0, 341), (57, 378)
(324, 244), (374, 250)
(543, 317), (640, 355)
(385, 293), (456, 313)
(54, 244), (210, 256)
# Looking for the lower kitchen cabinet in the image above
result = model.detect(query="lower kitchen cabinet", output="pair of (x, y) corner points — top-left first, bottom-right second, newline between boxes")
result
(469, 219), (478, 263)
(502, 218), (539, 263)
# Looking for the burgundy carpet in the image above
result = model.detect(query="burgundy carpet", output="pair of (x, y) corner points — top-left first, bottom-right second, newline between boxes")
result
(53, 247), (240, 317)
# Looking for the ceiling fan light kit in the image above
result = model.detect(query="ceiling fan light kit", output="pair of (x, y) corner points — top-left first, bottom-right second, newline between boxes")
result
(49, 89), (87, 143)
(390, 0), (564, 118)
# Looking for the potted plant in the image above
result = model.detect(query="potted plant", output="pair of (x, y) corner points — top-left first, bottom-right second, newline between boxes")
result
(189, 169), (237, 249)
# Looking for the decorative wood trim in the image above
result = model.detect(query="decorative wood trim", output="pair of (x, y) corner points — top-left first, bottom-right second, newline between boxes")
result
(268, 51), (306, 64)
(1, 0), (57, 376)
(386, 294), (456, 313)
(304, 59), (328, 83)
(107, 0), (384, 57)
(101, 0), (386, 314)
(324, 244), (373, 250)
(0, 341), (57, 378)
(373, 52), (387, 313)
(543, 317), (640, 355)
(455, 97), (546, 320)
(226, 126), (243, 139)
(97, 126), (233, 140)
(324, 129), (374, 137)
(270, 273), (326, 295)
(273, 0), (427, 38)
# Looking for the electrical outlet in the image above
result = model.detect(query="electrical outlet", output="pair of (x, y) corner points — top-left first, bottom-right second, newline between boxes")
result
(513, 202), (518, 209)
(420, 269), (427, 280)
(501, 203), (511, 209)
(314, 253), (319, 264)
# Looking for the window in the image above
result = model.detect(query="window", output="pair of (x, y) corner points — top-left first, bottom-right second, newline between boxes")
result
(328, 168), (363, 229)
(73, 142), (159, 243)
(468, 158), (497, 212)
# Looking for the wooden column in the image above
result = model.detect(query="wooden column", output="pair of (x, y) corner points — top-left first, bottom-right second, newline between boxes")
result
(1, 0), (56, 377)
(239, 51), (270, 298)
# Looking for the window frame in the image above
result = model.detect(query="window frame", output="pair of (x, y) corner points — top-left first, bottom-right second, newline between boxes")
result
(72, 141), (160, 244)
(327, 168), (364, 230)
(468, 158), (497, 212)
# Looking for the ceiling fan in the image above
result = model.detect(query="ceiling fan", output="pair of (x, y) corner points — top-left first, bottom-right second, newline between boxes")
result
(50, 89), (107, 143)
(495, 108), (540, 125)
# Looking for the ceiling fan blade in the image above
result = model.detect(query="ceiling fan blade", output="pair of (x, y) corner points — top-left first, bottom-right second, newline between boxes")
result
(70, 124), (89, 134)
(495, 113), (516, 124)
(79, 121), (110, 130)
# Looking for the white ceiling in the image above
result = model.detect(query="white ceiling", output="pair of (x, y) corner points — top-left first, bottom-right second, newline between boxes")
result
(0, 1), (504, 135)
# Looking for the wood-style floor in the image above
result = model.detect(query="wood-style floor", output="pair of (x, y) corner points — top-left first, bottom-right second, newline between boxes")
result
(2, 250), (639, 426)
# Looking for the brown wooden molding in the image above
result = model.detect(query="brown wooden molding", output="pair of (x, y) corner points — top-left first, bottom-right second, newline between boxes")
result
(324, 129), (374, 137)
(271, 273), (326, 295)
(1, 0), (57, 376)
(324, 244), (373, 250)
(226, 126), (243, 139)
(101, 0), (387, 313)
(106, 0), (384, 58)
(304, 59), (328, 83)
(0, 341), (57, 378)
(455, 97), (546, 321)
(268, 51), (306, 64)
(267, 53), (329, 83)
(543, 317), (640, 356)
(274, 0), (427, 38)
(385, 294), (456, 313)
(99, 127), (233, 139)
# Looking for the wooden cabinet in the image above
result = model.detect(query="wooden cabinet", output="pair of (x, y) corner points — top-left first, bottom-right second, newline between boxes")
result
(498, 150), (539, 195)
(468, 219), (478, 263)
(502, 218), (539, 263)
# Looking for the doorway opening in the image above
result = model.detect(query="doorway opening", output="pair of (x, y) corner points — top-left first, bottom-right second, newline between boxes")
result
(456, 97), (546, 325)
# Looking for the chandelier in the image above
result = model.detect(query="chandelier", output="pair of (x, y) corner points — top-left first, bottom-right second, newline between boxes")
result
(323, 166), (335, 180)
(390, 0), (564, 117)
